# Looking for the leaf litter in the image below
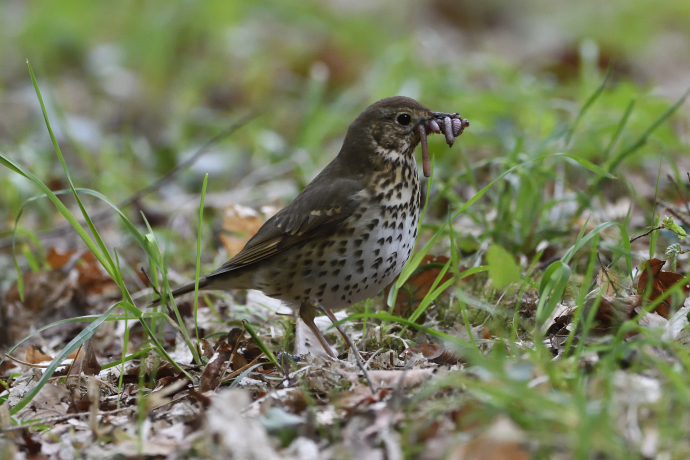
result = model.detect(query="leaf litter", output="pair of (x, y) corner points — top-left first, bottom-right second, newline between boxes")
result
(2, 93), (690, 460)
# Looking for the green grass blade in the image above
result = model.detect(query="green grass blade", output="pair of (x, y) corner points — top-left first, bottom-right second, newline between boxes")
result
(243, 320), (278, 366)
(536, 261), (571, 326)
(565, 68), (611, 147)
(605, 85), (690, 172)
(553, 153), (615, 178)
(0, 154), (113, 279)
(141, 216), (201, 366)
(602, 97), (635, 160)
(193, 174), (209, 345)
(27, 61), (117, 279)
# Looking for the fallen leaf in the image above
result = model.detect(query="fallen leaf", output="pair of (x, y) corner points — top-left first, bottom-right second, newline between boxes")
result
(6, 269), (76, 313)
(26, 345), (53, 365)
(588, 295), (641, 331)
(336, 384), (391, 412)
(47, 247), (116, 295)
(637, 259), (690, 317)
(448, 416), (531, 460)
(67, 337), (102, 376)
(384, 255), (462, 317)
(596, 266), (631, 297)
(402, 343), (460, 365)
(199, 341), (233, 392)
(219, 204), (266, 258)
(662, 297), (690, 342)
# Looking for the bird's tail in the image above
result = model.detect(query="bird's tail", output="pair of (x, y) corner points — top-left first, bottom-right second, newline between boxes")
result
(146, 277), (210, 308)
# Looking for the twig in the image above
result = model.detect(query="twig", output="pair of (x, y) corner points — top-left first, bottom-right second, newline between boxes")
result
(221, 353), (263, 383)
(629, 226), (663, 243)
(597, 252), (620, 297)
(666, 173), (690, 220)
(0, 406), (134, 432)
(3, 353), (62, 368)
(0, 113), (256, 248)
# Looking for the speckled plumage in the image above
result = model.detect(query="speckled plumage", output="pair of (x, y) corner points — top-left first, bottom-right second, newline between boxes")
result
(156, 96), (468, 357)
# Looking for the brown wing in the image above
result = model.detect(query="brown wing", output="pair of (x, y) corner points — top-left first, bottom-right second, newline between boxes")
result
(207, 177), (365, 277)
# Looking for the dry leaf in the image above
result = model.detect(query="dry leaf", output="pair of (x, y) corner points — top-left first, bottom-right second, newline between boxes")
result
(67, 337), (102, 376)
(402, 342), (460, 365)
(200, 389), (283, 460)
(198, 338), (215, 359)
(26, 345), (53, 364)
(219, 204), (265, 258)
(337, 384), (391, 412)
(588, 295), (641, 331)
(637, 259), (690, 317)
(384, 255), (463, 317)
(47, 247), (116, 295)
(596, 266), (631, 297)
(199, 341), (233, 392)
(449, 416), (531, 460)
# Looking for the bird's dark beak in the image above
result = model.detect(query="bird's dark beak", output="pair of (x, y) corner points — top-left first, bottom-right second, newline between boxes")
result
(417, 112), (469, 177)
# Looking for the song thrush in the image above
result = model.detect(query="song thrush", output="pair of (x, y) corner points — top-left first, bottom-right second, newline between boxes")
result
(151, 96), (469, 358)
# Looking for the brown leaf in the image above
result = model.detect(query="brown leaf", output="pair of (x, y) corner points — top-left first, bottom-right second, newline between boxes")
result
(637, 259), (690, 317)
(67, 337), (101, 376)
(199, 342), (233, 392)
(481, 327), (492, 340)
(46, 247), (116, 295)
(199, 338), (215, 359)
(336, 384), (391, 413)
(403, 342), (460, 365)
(26, 345), (53, 364)
(589, 295), (641, 331)
(449, 416), (531, 460)
(384, 255), (467, 317)
(596, 266), (630, 297)
(218, 204), (266, 258)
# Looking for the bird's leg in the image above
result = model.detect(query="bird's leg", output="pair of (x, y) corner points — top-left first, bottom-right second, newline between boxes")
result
(299, 302), (337, 359)
(318, 305), (376, 394)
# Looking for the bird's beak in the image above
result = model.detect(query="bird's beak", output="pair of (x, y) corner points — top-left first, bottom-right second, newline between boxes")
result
(417, 112), (469, 177)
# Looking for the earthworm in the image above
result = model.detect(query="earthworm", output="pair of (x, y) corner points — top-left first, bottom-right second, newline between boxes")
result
(417, 124), (431, 177)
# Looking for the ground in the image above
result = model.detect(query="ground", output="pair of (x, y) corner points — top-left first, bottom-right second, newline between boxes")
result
(1, 1), (690, 459)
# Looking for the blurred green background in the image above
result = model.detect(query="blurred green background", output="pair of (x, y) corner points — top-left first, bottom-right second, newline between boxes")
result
(1, 0), (688, 277)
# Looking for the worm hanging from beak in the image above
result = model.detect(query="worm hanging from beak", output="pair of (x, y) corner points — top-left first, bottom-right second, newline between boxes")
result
(418, 113), (469, 177)
(417, 124), (431, 177)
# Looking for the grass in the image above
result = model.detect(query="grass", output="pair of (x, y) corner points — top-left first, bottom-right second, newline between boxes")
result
(2, 1), (690, 458)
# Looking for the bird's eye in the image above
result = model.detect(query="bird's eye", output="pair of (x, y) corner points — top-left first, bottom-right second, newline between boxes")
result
(396, 113), (411, 126)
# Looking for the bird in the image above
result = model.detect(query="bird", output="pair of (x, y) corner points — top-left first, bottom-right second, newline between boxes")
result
(151, 96), (469, 359)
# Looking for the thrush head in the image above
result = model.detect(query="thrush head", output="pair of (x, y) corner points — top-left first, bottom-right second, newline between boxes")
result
(340, 96), (469, 177)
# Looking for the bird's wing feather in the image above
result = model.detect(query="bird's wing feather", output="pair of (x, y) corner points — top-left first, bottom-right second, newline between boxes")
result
(208, 177), (365, 276)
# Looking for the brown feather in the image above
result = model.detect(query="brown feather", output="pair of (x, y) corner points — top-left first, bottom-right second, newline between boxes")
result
(207, 176), (365, 277)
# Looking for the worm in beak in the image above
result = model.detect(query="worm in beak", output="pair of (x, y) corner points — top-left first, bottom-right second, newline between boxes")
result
(417, 112), (470, 178)
(417, 124), (431, 177)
